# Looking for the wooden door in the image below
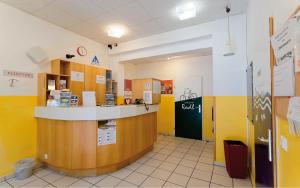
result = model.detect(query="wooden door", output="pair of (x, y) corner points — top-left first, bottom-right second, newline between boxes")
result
(70, 62), (85, 105)
(95, 68), (106, 105)
(84, 65), (106, 105)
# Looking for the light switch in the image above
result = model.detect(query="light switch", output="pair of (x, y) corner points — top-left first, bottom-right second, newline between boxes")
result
(280, 136), (288, 152)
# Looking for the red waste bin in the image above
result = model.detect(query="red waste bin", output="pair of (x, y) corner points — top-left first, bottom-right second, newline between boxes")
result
(224, 140), (248, 179)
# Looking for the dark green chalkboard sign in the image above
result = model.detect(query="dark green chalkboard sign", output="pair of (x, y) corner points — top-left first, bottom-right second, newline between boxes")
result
(175, 97), (202, 140)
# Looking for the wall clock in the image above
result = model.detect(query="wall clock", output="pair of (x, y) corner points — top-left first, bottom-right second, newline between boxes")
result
(77, 46), (87, 56)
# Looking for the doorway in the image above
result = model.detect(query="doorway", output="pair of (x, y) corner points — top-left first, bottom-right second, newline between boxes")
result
(175, 96), (202, 140)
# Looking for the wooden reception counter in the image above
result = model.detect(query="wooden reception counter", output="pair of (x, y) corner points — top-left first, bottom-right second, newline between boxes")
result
(34, 105), (158, 176)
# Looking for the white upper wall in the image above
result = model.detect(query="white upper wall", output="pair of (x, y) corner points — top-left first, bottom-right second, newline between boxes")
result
(0, 2), (108, 96)
(137, 56), (213, 100)
(109, 14), (247, 96)
(125, 55), (213, 100)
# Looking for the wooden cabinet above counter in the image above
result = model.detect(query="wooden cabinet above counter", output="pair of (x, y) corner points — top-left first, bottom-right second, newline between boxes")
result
(38, 59), (116, 106)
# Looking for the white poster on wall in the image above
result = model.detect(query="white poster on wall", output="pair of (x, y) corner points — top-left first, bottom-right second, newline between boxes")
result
(153, 80), (161, 94)
(71, 71), (84, 82)
(287, 97), (300, 136)
(274, 60), (295, 96)
(96, 75), (105, 84)
(143, 91), (152, 104)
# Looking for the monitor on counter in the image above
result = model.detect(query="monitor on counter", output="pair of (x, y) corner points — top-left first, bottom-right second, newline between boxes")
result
(82, 91), (96, 107)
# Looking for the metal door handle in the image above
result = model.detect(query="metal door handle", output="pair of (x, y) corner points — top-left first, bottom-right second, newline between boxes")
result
(257, 137), (269, 143)
(268, 129), (272, 162)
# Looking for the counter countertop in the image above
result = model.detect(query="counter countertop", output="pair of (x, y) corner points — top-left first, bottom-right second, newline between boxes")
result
(34, 104), (159, 121)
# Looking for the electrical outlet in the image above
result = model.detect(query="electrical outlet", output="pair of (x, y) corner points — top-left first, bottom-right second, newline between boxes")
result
(44, 154), (48, 160)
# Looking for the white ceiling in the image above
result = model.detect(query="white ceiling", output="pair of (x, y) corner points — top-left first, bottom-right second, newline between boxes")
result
(122, 48), (212, 65)
(1, 0), (248, 44)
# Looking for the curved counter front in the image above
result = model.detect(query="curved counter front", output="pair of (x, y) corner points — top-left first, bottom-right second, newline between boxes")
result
(35, 105), (159, 176)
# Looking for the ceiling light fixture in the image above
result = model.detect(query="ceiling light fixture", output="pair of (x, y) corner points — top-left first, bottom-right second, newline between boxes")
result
(223, 3), (235, 56)
(107, 25), (125, 38)
(176, 2), (197, 20)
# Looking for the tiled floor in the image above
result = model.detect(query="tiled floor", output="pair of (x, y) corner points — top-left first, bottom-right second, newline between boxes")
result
(0, 135), (252, 188)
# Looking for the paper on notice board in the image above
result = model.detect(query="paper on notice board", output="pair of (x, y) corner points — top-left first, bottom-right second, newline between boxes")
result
(287, 97), (300, 136)
(294, 16), (300, 72)
(71, 71), (84, 82)
(96, 75), (105, 84)
(271, 19), (295, 66)
(274, 59), (295, 96)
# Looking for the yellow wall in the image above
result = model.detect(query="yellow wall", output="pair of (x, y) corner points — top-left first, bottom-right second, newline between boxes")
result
(248, 120), (256, 187)
(0, 96), (37, 177)
(116, 96), (124, 105)
(215, 96), (247, 163)
(157, 95), (215, 139)
(277, 117), (300, 187)
(157, 95), (175, 135)
(202, 96), (214, 141)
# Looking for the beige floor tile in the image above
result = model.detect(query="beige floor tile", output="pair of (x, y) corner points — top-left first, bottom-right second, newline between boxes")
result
(116, 180), (138, 187)
(96, 176), (122, 187)
(170, 152), (185, 159)
(175, 148), (189, 153)
(167, 173), (189, 187)
(183, 154), (199, 162)
(145, 159), (163, 168)
(214, 166), (230, 177)
(141, 177), (165, 187)
(187, 150), (202, 157)
(174, 165), (193, 177)
(125, 172), (147, 185)
(189, 147), (203, 152)
(159, 149), (174, 155)
(204, 149), (214, 153)
(136, 165), (156, 175)
(125, 162), (142, 171)
(165, 156), (182, 164)
(136, 156), (150, 164)
(110, 168), (133, 179)
(34, 168), (53, 178)
(233, 178), (252, 188)
(192, 169), (212, 181)
(151, 168), (172, 181)
(163, 182), (184, 188)
(159, 162), (177, 172)
(153, 147), (163, 153)
(43, 184), (56, 188)
(210, 183), (227, 187)
(152, 154), (169, 161)
(195, 162), (213, 172)
(0, 182), (11, 188)
(82, 175), (107, 184)
(198, 157), (214, 165)
(21, 178), (48, 187)
(7, 175), (38, 187)
(4, 175), (15, 181)
(202, 152), (214, 158)
(42, 172), (64, 183)
(68, 179), (92, 187)
(211, 174), (233, 187)
(179, 159), (197, 168)
(52, 176), (79, 187)
(144, 151), (157, 158)
(187, 178), (210, 187)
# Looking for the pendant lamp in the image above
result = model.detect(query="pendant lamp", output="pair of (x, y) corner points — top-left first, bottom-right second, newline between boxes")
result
(224, 5), (235, 56)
